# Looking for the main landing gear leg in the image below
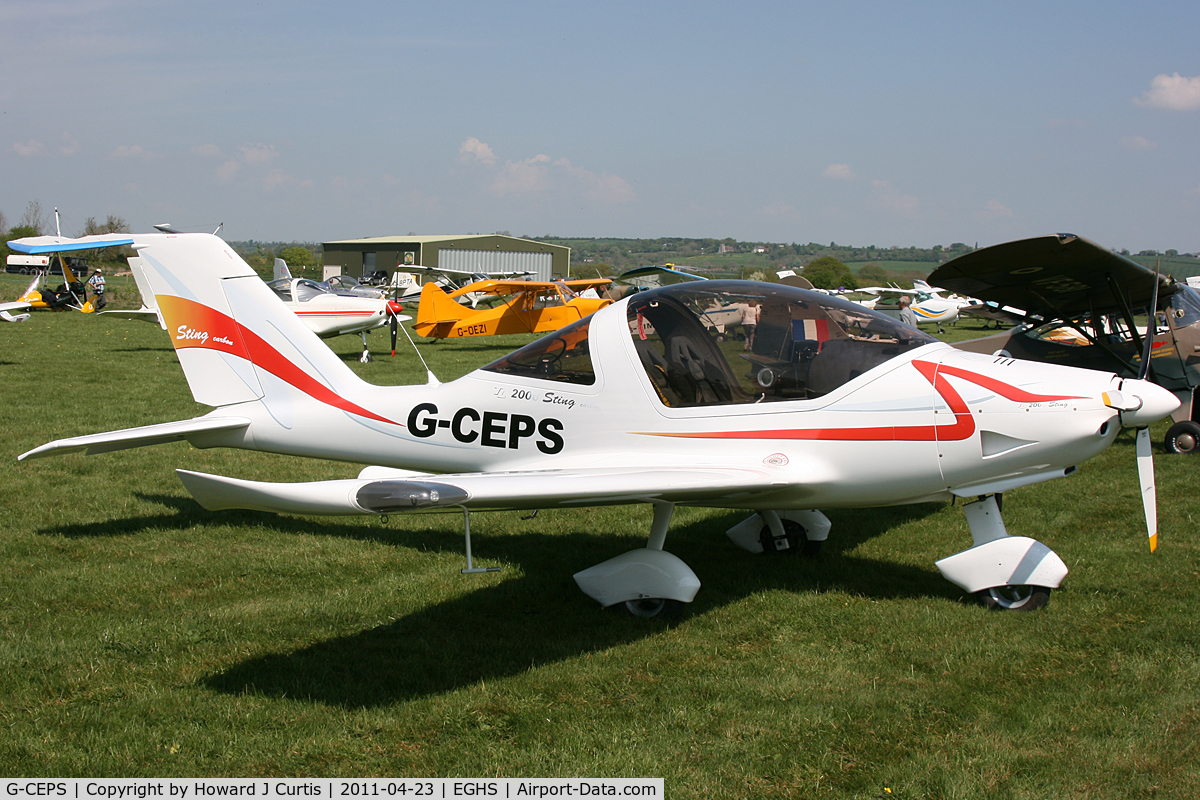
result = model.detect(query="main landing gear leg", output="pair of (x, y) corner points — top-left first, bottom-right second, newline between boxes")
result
(359, 332), (373, 363)
(934, 494), (1066, 611)
(572, 500), (701, 618)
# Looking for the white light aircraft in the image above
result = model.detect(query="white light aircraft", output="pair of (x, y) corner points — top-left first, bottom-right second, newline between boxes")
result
(393, 265), (534, 307)
(861, 279), (977, 331)
(11, 232), (1179, 616)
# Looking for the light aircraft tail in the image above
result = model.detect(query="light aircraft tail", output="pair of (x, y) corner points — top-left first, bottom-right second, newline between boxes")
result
(414, 281), (470, 337)
(273, 258), (292, 281)
(15, 233), (400, 461)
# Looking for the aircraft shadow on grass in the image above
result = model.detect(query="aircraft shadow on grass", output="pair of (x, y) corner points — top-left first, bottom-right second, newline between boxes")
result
(39, 496), (954, 708)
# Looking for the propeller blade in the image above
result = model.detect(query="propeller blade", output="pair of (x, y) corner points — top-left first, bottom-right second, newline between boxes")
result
(1136, 426), (1158, 552)
(385, 299), (404, 357)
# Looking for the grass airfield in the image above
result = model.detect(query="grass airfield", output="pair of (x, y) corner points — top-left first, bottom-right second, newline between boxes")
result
(0, 304), (1198, 797)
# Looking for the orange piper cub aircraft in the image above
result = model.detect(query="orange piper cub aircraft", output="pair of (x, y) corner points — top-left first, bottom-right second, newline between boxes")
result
(414, 277), (611, 338)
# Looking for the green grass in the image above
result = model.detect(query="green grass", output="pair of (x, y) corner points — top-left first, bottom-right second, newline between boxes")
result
(1, 311), (1199, 796)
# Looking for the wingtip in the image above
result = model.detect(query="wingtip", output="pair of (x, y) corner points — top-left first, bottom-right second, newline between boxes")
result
(1149, 532), (1158, 553)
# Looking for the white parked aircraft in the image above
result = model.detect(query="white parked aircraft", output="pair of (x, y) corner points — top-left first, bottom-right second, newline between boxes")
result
(11, 232), (1178, 616)
(392, 265), (534, 307)
(860, 279), (978, 331)
(103, 253), (407, 361)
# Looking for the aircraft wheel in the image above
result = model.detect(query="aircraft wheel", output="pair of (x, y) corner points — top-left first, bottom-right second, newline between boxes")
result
(622, 598), (683, 619)
(758, 519), (820, 557)
(1164, 421), (1200, 454)
(975, 585), (1051, 611)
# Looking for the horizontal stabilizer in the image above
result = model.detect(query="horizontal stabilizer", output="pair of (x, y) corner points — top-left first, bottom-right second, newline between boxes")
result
(173, 465), (782, 516)
(20, 416), (251, 460)
(98, 307), (163, 325)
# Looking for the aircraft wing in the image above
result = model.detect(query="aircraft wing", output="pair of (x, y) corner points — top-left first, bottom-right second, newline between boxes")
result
(405, 265), (534, 278)
(7, 233), (135, 254)
(19, 416), (251, 460)
(928, 234), (1178, 320)
(177, 465), (790, 516)
(98, 307), (164, 325)
(446, 278), (606, 299)
(561, 278), (613, 291)
(0, 300), (31, 322)
(618, 265), (705, 288)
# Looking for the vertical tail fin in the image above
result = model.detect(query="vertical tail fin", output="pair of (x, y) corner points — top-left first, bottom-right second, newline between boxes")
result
(7, 231), (387, 421)
(414, 281), (469, 337)
(133, 234), (373, 412)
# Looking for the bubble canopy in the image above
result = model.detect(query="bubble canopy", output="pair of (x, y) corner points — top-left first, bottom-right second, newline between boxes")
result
(484, 280), (937, 406)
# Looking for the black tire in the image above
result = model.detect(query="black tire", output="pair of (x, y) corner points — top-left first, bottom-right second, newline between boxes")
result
(1164, 420), (1200, 454)
(758, 518), (821, 557)
(975, 585), (1051, 611)
(622, 598), (684, 619)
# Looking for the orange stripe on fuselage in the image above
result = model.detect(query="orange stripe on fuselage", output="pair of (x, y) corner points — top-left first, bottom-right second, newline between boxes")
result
(156, 295), (399, 426)
(639, 360), (1087, 443)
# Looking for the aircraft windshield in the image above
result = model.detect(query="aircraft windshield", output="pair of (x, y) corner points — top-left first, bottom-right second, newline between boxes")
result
(267, 279), (292, 302)
(293, 280), (328, 302)
(628, 281), (936, 407)
(1169, 286), (1200, 328)
(482, 316), (597, 385)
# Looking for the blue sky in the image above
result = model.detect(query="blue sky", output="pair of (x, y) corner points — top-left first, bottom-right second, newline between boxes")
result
(2, 1), (1198, 252)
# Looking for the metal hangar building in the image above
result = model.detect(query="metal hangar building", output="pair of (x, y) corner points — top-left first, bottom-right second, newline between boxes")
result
(321, 234), (570, 282)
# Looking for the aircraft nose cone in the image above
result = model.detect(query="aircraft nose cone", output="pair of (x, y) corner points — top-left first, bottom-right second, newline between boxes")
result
(386, 300), (404, 316)
(1115, 379), (1180, 428)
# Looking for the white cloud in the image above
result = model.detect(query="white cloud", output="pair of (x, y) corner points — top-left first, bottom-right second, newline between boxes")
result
(466, 143), (634, 205)
(239, 143), (278, 165)
(12, 140), (46, 157)
(822, 163), (856, 180)
(491, 154), (552, 196)
(111, 144), (151, 159)
(1120, 135), (1157, 151)
(553, 158), (635, 204)
(460, 136), (497, 165)
(192, 143), (223, 158)
(979, 199), (1014, 220)
(216, 160), (241, 182)
(1134, 73), (1200, 111)
(871, 179), (920, 216)
(262, 168), (313, 193)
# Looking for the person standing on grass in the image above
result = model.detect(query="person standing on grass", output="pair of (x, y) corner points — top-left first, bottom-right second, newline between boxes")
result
(88, 268), (107, 310)
(899, 295), (918, 328)
(741, 300), (759, 351)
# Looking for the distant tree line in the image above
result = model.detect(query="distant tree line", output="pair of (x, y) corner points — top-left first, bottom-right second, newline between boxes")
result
(536, 236), (978, 271)
(2, 200), (133, 267)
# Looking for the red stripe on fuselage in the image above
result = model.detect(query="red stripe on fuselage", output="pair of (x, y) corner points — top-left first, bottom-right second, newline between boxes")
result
(157, 295), (398, 425)
(643, 359), (1087, 443)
